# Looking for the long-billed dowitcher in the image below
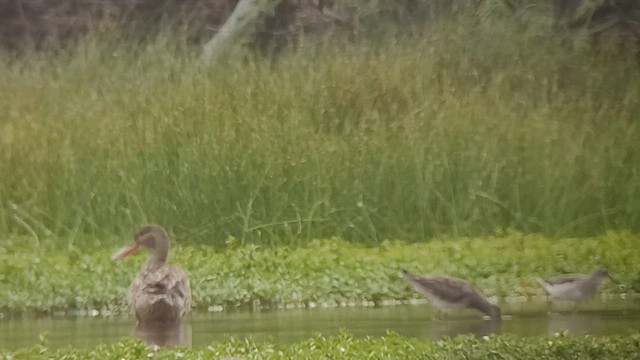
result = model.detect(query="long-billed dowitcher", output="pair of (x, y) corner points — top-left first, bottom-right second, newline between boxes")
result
(537, 267), (614, 302)
(402, 270), (501, 319)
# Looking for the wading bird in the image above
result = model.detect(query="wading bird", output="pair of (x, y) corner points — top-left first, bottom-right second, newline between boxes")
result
(402, 270), (501, 320)
(537, 267), (615, 302)
(112, 225), (191, 324)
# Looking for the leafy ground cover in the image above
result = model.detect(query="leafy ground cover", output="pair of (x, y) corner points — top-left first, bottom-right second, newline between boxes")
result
(0, 231), (636, 314)
(3, 331), (640, 359)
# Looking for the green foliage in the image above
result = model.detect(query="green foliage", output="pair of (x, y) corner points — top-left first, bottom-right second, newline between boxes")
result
(3, 332), (640, 359)
(0, 231), (636, 314)
(0, 12), (639, 246)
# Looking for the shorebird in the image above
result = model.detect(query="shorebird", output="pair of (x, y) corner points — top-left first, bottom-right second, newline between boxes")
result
(537, 267), (614, 302)
(112, 225), (191, 324)
(402, 270), (501, 320)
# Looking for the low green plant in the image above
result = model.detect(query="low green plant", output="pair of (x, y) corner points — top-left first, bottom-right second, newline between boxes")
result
(3, 331), (640, 359)
(0, 231), (636, 314)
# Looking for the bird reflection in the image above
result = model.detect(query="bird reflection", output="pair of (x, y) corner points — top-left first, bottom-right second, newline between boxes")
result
(436, 318), (503, 338)
(134, 321), (192, 348)
(547, 312), (604, 336)
(411, 316), (503, 339)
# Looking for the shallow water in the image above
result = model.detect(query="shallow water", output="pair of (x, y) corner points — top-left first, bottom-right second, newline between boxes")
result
(1, 298), (639, 350)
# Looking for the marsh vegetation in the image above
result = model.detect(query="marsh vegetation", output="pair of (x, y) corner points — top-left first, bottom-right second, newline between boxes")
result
(0, 232), (635, 314)
(3, 332), (640, 359)
(1, 13), (639, 246)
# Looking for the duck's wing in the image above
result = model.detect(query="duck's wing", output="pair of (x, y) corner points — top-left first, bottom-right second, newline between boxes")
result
(129, 264), (191, 315)
(168, 265), (191, 317)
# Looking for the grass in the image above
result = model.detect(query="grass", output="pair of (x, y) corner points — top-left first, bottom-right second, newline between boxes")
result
(0, 13), (639, 246)
(0, 231), (637, 314)
(3, 331), (640, 359)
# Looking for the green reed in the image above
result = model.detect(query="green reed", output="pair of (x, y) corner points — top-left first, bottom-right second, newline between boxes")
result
(0, 16), (638, 246)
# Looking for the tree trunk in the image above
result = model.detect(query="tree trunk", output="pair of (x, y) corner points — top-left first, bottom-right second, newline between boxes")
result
(201, 0), (280, 64)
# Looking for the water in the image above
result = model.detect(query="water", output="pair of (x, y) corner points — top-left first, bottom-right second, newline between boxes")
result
(1, 298), (639, 350)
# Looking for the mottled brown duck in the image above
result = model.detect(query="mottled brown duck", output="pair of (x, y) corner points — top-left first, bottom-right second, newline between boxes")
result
(402, 270), (501, 320)
(112, 225), (191, 324)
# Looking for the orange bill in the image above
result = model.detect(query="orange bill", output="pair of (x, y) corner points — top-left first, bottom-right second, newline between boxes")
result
(111, 243), (140, 261)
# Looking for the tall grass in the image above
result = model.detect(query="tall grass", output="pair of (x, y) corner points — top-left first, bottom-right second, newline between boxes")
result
(0, 16), (639, 246)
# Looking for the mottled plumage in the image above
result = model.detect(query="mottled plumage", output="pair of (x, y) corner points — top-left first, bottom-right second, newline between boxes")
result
(402, 270), (501, 319)
(537, 267), (613, 301)
(112, 225), (191, 324)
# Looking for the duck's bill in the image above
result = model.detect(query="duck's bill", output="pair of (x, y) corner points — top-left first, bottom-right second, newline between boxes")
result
(607, 274), (619, 284)
(111, 243), (140, 261)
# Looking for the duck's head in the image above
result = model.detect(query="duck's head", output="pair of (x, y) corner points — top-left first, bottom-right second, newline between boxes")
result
(111, 225), (170, 263)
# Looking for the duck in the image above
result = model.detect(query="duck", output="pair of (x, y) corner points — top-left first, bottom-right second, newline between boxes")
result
(537, 267), (614, 302)
(112, 225), (191, 324)
(402, 270), (501, 320)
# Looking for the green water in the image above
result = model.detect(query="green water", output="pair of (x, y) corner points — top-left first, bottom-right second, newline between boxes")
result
(1, 298), (639, 350)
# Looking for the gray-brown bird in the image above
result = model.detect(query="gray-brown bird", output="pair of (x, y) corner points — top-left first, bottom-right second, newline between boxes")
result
(537, 267), (614, 302)
(112, 225), (191, 324)
(402, 270), (501, 319)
